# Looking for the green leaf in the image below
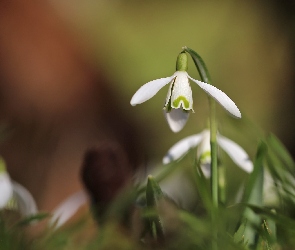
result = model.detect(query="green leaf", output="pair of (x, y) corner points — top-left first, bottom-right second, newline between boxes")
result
(192, 155), (212, 213)
(146, 175), (164, 207)
(262, 218), (276, 246)
(266, 135), (294, 184)
(241, 141), (266, 247)
(248, 205), (295, 231)
(265, 152), (285, 183)
(265, 135), (295, 205)
(266, 133), (295, 172)
(146, 175), (165, 240)
(242, 141), (267, 205)
(136, 161), (181, 195)
(183, 46), (211, 83)
(265, 151), (295, 200)
(17, 212), (49, 226)
(233, 219), (247, 245)
(254, 218), (277, 250)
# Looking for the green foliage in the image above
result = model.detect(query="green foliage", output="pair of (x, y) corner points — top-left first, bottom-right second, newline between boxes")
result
(1, 133), (295, 249)
(145, 175), (165, 240)
(241, 142), (266, 247)
(17, 213), (49, 227)
(0, 214), (28, 250)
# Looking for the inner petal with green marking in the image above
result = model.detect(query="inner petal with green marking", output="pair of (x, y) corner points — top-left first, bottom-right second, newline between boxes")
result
(164, 79), (175, 112)
(200, 151), (211, 163)
(172, 96), (190, 110)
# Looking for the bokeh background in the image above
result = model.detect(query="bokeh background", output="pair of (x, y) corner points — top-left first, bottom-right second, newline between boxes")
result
(0, 0), (294, 212)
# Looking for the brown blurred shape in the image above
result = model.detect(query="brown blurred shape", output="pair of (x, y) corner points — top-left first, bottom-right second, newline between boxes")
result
(81, 142), (132, 216)
(0, 0), (145, 211)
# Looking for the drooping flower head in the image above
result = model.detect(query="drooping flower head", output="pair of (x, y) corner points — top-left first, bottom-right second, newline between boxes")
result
(0, 157), (37, 217)
(131, 51), (241, 132)
(163, 129), (253, 177)
(164, 52), (193, 113)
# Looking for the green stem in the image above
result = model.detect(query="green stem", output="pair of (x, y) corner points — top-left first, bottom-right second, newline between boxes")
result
(209, 97), (218, 209)
(183, 47), (219, 248)
(209, 97), (218, 250)
(219, 165), (226, 205)
(182, 47), (219, 207)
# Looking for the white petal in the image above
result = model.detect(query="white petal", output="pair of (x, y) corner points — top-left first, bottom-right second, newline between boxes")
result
(163, 133), (203, 164)
(50, 190), (88, 229)
(130, 76), (175, 106)
(217, 136), (253, 173)
(164, 109), (189, 133)
(0, 173), (13, 209)
(170, 71), (193, 110)
(196, 130), (212, 178)
(188, 76), (241, 118)
(12, 181), (38, 216)
(200, 163), (211, 178)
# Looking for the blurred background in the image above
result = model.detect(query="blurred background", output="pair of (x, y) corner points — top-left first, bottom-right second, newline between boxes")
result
(0, 0), (294, 211)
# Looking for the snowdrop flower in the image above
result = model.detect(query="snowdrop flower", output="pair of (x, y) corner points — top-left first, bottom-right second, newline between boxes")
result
(163, 129), (253, 177)
(1, 157), (88, 228)
(131, 52), (241, 132)
(0, 158), (37, 216)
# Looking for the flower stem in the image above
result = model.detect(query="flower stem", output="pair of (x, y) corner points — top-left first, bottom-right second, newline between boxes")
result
(183, 47), (219, 248)
(209, 97), (218, 250)
(219, 165), (226, 204)
(209, 97), (218, 209)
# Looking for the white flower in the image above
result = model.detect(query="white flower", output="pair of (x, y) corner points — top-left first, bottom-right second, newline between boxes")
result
(0, 171), (13, 209)
(131, 70), (241, 132)
(162, 129), (253, 177)
(0, 157), (37, 216)
(49, 190), (88, 229)
(0, 158), (88, 228)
